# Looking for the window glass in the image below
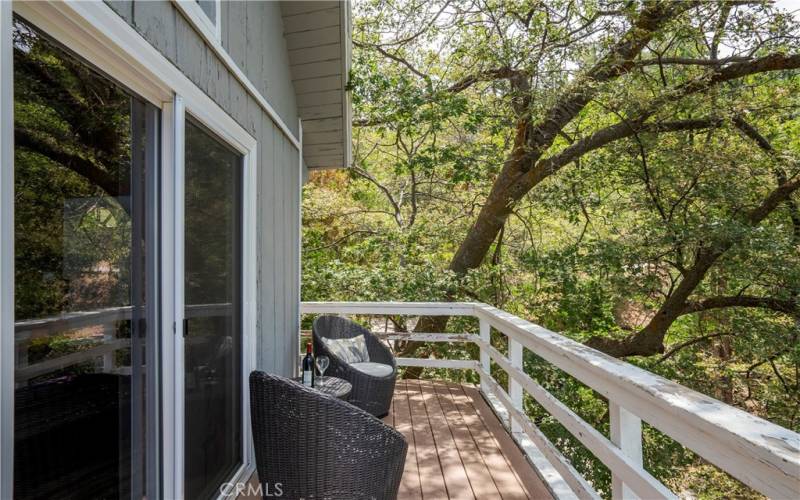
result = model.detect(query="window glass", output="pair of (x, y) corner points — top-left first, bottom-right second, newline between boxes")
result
(12, 16), (158, 499)
(184, 117), (243, 500)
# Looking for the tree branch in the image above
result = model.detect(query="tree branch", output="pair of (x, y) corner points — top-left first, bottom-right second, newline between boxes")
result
(354, 40), (429, 79)
(586, 174), (800, 357)
(537, 117), (726, 176)
(658, 332), (733, 363)
(351, 166), (405, 227)
(448, 1), (691, 278)
(637, 55), (753, 67)
(534, 52), (800, 177)
(15, 128), (120, 200)
(447, 66), (528, 93)
(683, 295), (798, 316)
(732, 115), (800, 246)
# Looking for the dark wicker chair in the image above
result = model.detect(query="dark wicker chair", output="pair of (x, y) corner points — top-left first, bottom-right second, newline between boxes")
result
(312, 315), (397, 417)
(249, 371), (407, 500)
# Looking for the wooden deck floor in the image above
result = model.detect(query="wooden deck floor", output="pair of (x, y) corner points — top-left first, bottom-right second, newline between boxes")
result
(385, 379), (552, 500)
(241, 379), (553, 500)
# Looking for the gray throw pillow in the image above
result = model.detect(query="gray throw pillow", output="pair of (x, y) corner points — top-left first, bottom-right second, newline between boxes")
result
(322, 335), (369, 363)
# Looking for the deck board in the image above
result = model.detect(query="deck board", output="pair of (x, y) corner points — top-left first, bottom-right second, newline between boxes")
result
(445, 382), (533, 500)
(418, 380), (475, 499)
(432, 380), (503, 499)
(406, 380), (450, 498)
(394, 380), (424, 499)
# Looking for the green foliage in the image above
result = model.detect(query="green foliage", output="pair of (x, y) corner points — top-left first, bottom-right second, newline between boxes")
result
(305, 1), (799, 497)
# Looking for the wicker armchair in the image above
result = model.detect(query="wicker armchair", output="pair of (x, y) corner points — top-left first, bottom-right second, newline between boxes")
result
(313, 315), (397, 417)
(249, 371), (407, 500)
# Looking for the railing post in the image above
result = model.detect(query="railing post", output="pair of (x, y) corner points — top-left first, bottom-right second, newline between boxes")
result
(610, 402), (643, 499)
(479, 318), (490, 394)
(509, 338), (523, 435)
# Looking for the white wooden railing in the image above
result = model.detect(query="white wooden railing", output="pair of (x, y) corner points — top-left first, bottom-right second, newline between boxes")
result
(301, 301), (800, 500)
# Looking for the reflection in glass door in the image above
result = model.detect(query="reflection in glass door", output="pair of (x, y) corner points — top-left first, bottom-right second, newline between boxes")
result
(184, 118), (244, 500)
(12, 16), (159, 499)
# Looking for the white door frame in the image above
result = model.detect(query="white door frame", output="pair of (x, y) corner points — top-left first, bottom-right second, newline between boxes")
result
(174, 107), (258, 500)
(4, 2), (258, 497)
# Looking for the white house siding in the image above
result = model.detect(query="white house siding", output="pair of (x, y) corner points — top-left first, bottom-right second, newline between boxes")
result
(105, 0), (302, 377)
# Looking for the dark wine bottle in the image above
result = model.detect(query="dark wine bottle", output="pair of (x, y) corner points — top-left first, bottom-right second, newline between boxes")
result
(302, 342), (314, 387)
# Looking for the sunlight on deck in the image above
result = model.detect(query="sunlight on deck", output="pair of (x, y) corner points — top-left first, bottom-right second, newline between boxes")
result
(384, 380), (551, 500)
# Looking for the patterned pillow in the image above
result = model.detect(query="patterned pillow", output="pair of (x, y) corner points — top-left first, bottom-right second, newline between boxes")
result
(322, 335), (369, 363)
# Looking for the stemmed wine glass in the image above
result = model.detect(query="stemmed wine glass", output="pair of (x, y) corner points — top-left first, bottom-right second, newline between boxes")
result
(316, 355), (330, 386)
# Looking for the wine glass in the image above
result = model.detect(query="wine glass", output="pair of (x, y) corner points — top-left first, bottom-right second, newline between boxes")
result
(316, 355), (330, 386)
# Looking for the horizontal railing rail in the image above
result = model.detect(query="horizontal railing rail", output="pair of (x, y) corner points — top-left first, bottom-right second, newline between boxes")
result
(301, 301), (800, 500)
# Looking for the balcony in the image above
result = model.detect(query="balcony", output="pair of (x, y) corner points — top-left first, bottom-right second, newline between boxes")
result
(301, 302), (800, 500)
(15, 301), (799, 499)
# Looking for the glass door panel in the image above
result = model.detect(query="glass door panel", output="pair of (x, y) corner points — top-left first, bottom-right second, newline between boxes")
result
(12, 16), (158, 499)
(184, 118), (243, 500)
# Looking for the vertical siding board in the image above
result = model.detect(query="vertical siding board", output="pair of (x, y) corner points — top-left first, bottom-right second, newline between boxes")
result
(105, 0), (134, 24)
(274, 135), (286, 376)
(256, 3), (271, 108)
(203, 47), (230, 112)
(245, 95), (260, 139)
(175, 11), (205, 90)
(259, 115), (277, 373)
(250, 111), (263, 371)
(283, 137), (293, 376)
(288, 138), (297, 376)
(284, 137), (294, 376)
(245, 0), (265, 95)
(221, 0), (230, 52)
(263, 2), (299, 135)
(226, 1), (247, 71)
(290, 141), (300, 373)
(203, 45), (219, 108)
(132, 1), (177, 64)
(229, 79), (248, 130)
(217, 62), (231, 113)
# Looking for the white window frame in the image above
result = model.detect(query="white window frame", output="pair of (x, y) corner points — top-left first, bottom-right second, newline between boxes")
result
(0, 2), (15, 499)
(174, 0), (222, 43)
(3, 2), (258, 498)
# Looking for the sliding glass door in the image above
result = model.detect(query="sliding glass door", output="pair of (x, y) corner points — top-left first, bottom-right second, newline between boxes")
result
(6, 9), (254, 499)
(12, 16), (159, 499)
(183, 118), (244, 500)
